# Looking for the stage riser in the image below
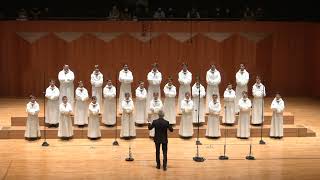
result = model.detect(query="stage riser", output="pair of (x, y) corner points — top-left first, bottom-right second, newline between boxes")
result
(10, 113), (294, 126)
(0, 125), (310, 139)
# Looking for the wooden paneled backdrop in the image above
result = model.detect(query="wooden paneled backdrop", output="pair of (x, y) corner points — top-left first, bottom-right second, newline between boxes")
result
(0, 21), (319, 98)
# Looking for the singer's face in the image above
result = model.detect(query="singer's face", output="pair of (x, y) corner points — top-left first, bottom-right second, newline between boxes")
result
(182, 65), (187, 72)
(276, 94), (281, 100)
(31, 98), (36, 103)
(212, 96), (217, 101)
(79, 83), (83, 88)
(123, 65), (128, 71)
(211, 65), (215, 71)
(107, 80), (112, 86)
(139, 83), (144, 88)
(240, 64), (245, 71)
(63, 66), (69, 71)
(63, 97), (68, 103)
(94, 69), (99, 74)
(92, 99), (97, 104)
(228, 85), (232, 89)
(256, 79), (261, 84)
(50, 81), (55, 87)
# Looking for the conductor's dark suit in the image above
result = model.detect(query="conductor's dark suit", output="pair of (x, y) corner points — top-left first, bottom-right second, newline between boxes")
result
(148, 118), (173, 168)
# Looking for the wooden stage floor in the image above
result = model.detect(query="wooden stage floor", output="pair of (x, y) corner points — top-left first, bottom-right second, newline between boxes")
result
(0, 97), (320, 179)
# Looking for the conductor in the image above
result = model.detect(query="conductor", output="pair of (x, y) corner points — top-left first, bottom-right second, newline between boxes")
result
(148, 110), (173, 171)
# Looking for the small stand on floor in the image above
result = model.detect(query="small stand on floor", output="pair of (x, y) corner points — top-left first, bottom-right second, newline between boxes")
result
(42, 72), (49, 147)
(245, 144), (255, 160)
(125, 145), (134, 161)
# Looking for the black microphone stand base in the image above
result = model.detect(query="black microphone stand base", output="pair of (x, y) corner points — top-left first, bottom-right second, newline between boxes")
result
(196, 140), (202, 145)
(193, 156), (205, 162)
(125, 157), (134, 161)
(219, 155), (229, 160)
(245, 155), (255, 160)
(42, 141), (49, 147)
(259, 139), (266, 145)
(113, 140), (119, 146)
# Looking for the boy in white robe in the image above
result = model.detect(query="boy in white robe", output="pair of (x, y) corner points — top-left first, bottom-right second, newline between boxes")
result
(120, 93), (136, 139)
(90, 65), (103, 106)
(223, 83), (236, 125)
(58, 96), (73, 140)
(58, 65), (75, 105)
(118, 64), (133, 113)
(235, 64), (249, 113)
(74, 81), (89, 127)
(102, 80), (117, 126)
(192, 77), (206, 124)
(163, 77), (177, 125)
(45, 80), (60, 128)
(179, 92), (194, 137)
(177, 63), (192, 113)
(149, 92), (163, 137)
(206, 64), (221, 112)
(134, 81), (147, 126)
(252, 76), (266, 125)
(146, 63), (162, 113)
(25, 95), (41, 140)
(88, 96), (101, 140)
(237, 91), (252, 138)
(270, 93), (285, 138)
(206, 94), (221, 138)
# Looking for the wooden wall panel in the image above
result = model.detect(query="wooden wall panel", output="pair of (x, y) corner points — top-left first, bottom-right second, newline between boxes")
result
(0, 21), (315, 98)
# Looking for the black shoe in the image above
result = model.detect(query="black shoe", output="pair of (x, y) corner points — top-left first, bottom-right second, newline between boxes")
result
(156, 164), (160, 169)
(163, 166), (167, 171)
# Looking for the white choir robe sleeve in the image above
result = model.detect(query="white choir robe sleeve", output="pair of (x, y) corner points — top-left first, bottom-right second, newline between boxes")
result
(164, 85), (177, 98)
(59, 71), (75, 84)
(150, 100), (163, 113)
(192, 84), (206, 98)
(178, 71), (192, 85)
(135, 88), (147, 100)
(206, 70), (221, 86)
(91, 73), (103, 87)
(122, 100), (134, 114)
(271, 99), (285, 113)
(59, 103), (72, 115)
(147, 71), (162, 85)
(119, 70), (133, 84)
(89, 104), (100, 115)
(239, 99), (252, 112)
(236, 71), (249, 86)
(209, 101), (221, 115)
(26, 103), (40, 116)
(103, 86), (116, 99)
(224, 90), (236, 101)
(46, 87), (60, 100)
(181, 100), (194, 113)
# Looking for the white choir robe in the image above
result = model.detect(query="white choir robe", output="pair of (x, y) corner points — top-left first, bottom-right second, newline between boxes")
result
(206, 100), (221, 137)
(91, 72), (103, 105)
(177, 70), (192, 113)
(149, 99), (163, 137)
(146, 70), (162, 113)
(118, 70), (133, 112)
(74, 88), (89, 125)
(163, 84), (177, 124)
(102, 85), (117, 125)
(270, 98), (285, 137)
(45, 86), (60, 125)
(58, 70), (75, 105)
(58, 103), (73, 137)
(237, 98), (252, 138)
(223, 89), (236, 124)
(252, 83), (266, 124)
(192, 83), (206, 123)
(88, 103), (101, 138)
(120, 99), (136, 137)
(206, 69), (221, 112)
(25, 102), (41, 138)
(235, 70), (249, 113)
(134, 87), (147, 125)
(179, 99), (194, 137)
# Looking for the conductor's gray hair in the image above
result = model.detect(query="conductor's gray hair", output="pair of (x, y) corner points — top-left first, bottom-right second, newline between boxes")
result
(158, 110), (165, 118)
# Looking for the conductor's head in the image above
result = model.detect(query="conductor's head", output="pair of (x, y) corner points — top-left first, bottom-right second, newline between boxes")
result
(158, 110), (165, 118)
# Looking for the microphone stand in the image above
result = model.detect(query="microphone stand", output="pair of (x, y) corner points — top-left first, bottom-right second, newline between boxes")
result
(259, 84), (266, 145)
(42, 72), (49, 147)
(193, 81), (205, 162)
(113, 71), (119, 146)
(246, 105), (255, 160)
(196, 83), (202, 145)
(219, 106), (228, 160)
(125, 106), (134, 161)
